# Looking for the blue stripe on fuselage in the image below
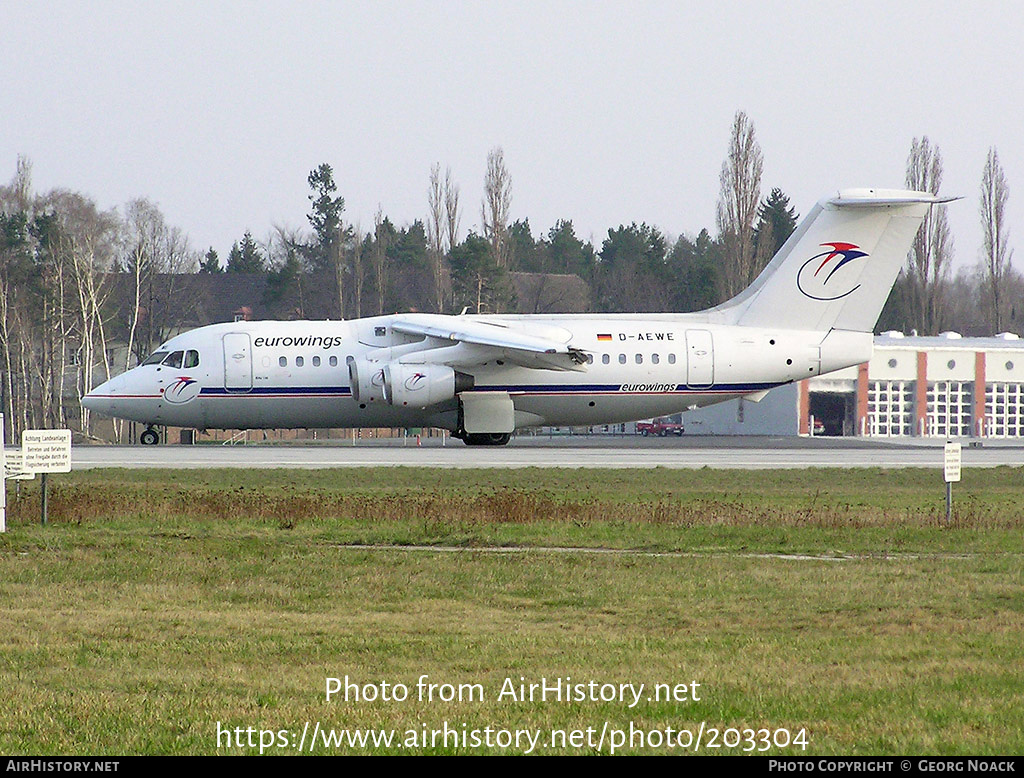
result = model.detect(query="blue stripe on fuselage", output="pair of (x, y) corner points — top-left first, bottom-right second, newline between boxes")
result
(198, 382), (781, 397)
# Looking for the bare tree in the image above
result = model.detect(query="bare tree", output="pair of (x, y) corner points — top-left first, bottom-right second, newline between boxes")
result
(444, 167), (461, 255)
(0, 161), (35, 439)
(372, 206), (389, 315)
(427, 164), (446, 312)
(12, 155), (32, 212)
(716, 111), (763, 298)
(33, 207), (68, 429)
(121, 199), (197, 366)
(350, 221), (363, 319)
(482, 147), (512, 270)
(0, 164), (71, 432)
(58, 197), (118, 436)
(905, 136), (953, 334)
(443, 168), (461, 313)
(35, 190), (118, 433)
(333, 228), (346, 320)
(264, 225), (308, 318)
(0, 164), (120, 439)
(122, 199), (161, 371)
(980, 147), (1013, 332)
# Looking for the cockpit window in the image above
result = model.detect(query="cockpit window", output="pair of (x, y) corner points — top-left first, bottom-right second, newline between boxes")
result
(142, 351), (169, 366)
(184, 350), (200, 368)
(161, 350), (184, 368)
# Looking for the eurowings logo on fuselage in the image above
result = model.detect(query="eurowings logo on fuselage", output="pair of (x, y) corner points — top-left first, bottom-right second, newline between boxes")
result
(796, 242), (869, 301)
(164, 375), (200, 404)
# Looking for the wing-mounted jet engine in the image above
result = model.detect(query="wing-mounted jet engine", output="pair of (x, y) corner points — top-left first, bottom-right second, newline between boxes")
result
(347, 356), (386, 404)
(382, 363), (475, 408)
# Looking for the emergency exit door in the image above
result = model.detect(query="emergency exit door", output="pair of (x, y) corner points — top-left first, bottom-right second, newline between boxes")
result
(223, 333), (253, 392)
(685, 329), (714, 387)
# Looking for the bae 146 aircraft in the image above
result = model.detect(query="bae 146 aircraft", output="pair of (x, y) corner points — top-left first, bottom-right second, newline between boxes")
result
(82, 188), (950, 445)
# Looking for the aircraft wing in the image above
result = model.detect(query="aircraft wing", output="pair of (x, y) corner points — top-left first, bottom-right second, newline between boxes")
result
(390, 314), (588, 372)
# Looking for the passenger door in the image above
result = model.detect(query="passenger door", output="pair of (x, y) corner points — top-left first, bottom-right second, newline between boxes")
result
(223, 333), (253, 392)
(685, 329), (714, 388)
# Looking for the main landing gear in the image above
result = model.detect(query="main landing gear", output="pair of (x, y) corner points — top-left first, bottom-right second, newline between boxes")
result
(453, 401), (513, 445)
(139, 426), (160, 445)
(457, 432), (512, 446)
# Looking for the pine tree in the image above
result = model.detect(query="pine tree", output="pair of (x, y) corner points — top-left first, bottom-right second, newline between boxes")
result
(753, 188), (798, 259)
(306, 163), (350, 317)
(199, 247), (222, 273)
(226, 232), (265, 273)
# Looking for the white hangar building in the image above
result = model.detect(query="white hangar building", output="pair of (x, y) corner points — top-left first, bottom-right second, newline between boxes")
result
(679, 333), (1024, 439)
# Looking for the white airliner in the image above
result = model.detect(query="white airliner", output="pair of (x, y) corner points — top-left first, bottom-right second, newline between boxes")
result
(82, 189), (949, 445)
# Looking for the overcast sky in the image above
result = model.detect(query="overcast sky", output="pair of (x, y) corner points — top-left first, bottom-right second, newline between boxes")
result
(3, 1), (1022, 273)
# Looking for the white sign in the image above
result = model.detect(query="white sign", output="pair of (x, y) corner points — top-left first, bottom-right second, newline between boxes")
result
(22, 429), (72, 473)
(944, 441), (962, 483)
(4, 448), (35, 480)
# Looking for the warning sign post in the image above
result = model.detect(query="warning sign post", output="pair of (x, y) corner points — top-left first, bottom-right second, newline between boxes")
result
(14, 429), (73, 527)
(22, 429), (72, 473)
(943, 441), (962, 523)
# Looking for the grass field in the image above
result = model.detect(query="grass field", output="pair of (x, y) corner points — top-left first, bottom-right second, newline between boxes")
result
(1, 466), (1022, 755)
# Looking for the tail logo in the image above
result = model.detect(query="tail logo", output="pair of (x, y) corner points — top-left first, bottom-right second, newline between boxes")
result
(796, 242), (869, 301)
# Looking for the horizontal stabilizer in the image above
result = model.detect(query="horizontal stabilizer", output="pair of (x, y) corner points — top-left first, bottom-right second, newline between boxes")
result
(825, 189), (960, 207)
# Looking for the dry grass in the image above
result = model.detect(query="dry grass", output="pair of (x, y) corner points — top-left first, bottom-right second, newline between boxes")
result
(2, 466), (1023, 754)
(9, 472), (1024, 532)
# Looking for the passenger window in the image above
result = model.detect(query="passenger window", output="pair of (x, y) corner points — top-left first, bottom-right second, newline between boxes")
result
(161, 351), (184, 368)
(313, 355), (321, 367)
(329, 356), (338, 367)
(635, 354), (642, 364)
(602, 354), (610, 365)
(184, 350), (200, 368)
(279, 356), (287, 367)
(652, 354), (660, 365)
(296, 356), (304, 367)
(668, 353), (676, 364)
(618, 354), (626, 364)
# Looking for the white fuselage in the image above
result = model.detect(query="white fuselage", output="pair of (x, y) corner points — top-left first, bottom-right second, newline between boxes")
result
(82, 188), (945, 439)
(83, 314), (871, 432)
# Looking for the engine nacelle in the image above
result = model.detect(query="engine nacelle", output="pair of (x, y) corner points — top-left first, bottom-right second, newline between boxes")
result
(347, 356), (387, 404)
(383, 362), (474, 407)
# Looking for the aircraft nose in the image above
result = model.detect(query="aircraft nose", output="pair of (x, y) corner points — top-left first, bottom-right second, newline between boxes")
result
(81, 375), (125, 416)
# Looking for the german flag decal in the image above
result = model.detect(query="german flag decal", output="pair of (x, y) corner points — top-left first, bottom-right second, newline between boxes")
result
(597, 333), (612, 341)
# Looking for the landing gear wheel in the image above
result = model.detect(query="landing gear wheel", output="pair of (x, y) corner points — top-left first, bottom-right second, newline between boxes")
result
(461, 432), (512, 446)
(140, 428), (159, 445)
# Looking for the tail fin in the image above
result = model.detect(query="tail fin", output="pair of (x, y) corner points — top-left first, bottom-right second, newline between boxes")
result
(719, 188), (953, 332)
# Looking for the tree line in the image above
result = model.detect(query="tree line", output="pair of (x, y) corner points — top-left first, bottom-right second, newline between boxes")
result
(194, 146), (800, 321)
(0, 111), (1017, 441)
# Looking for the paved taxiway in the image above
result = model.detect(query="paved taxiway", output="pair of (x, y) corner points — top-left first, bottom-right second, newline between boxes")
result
(70, 436), (1023, 469)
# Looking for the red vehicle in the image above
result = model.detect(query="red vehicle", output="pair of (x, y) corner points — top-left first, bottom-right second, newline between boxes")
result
(636, 418), (685, 437)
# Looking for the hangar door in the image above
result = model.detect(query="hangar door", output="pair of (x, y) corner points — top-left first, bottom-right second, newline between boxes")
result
(685, 329), (714, 387)
(223, 333), (253, 392)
